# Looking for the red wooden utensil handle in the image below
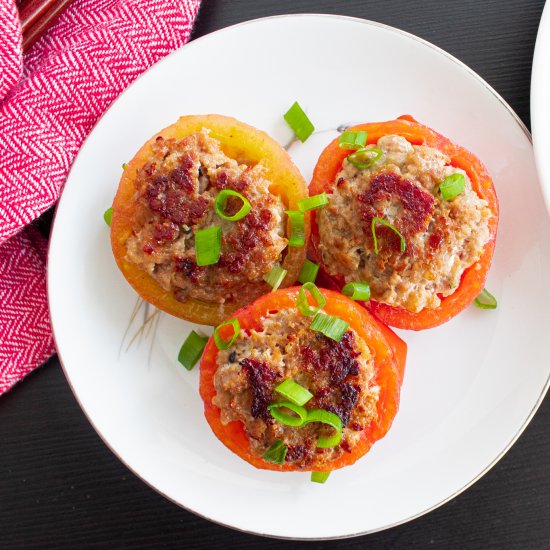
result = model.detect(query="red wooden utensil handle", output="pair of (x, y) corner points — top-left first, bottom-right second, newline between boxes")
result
(18, 0), (73, 52)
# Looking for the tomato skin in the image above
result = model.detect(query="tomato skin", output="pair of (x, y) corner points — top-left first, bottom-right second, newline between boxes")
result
(199, 287), (406, 472)
(309, 116), (499, 330)
(110, 114), (309, 326)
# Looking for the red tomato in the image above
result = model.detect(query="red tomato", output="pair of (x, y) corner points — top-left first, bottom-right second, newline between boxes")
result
(199, 287), (406, 472)
(309, 116), (499, 330)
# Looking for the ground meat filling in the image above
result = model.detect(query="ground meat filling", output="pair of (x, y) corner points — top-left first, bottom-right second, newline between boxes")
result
(213, 309), (380, 469)
(125, 130), (287, 305)
(317, 135), (492, 313)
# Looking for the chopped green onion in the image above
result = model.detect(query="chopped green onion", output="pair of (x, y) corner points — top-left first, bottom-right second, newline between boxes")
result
(338, 131), (367, 150)
(283, 101), (315, 142)
(177, 331), (208, 371)
(310, 312), (348, 342)
(268, 402), (308, 427)
(263, 439), (288, 464)
(275, 379), (313, 406)
(304, 409), (343, 448)
(298, 259), (319, 284)
(214, 189), (251, 221)
(342, 282), (371, 301)
(298, 193), (329, 212)
(103, 207), (113, 226)
(122, 163), (127, 170)
(474, 288), (498, 310)
(213, 318), (240, 350)
(311, 471), (331, 484)
(263, 265), (287, 291)
(285, 210), (305, 247)
(195, 226), (222, 266)
(346, 147), (383, 169)
(297, 282), (327, 316)
(439, 173), (465, 200)
(371, 217), (406, 255)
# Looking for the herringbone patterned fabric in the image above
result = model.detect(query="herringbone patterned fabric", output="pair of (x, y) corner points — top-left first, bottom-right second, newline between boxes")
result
(0, 0), (201, 394)
(0, 0), (21, 99)
(0, 228), (54, 393)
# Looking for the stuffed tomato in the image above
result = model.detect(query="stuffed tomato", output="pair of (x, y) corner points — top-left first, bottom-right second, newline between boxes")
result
(110, 115), (309, 326)
(309, 116), (499, 330)
(199, 287), (406, 472)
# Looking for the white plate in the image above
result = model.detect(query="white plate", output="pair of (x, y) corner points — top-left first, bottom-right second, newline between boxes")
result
(532, 2), (550, 211)
(48, 15), (550, 539)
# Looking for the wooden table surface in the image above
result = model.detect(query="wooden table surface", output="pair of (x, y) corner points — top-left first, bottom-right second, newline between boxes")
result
(1, 1), (549, 548)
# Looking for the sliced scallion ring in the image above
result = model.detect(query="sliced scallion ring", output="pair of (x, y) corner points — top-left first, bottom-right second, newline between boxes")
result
(304, 409), (343, 448)
(268, 401), (308, 427)
(213, 318), (240, 350)
(474, 288), (497, 310)
(296, 282), (327, 316)
(338, 130), (367, 150)
(346, 147), (383, 169)
(342, 281), (371, 301)
(263, 265), (287, 291)
(283, 101), (315, 142)
(285, 210), (305, 247)
(275, 379), (313, 406)
(310, 312), (348, 342)
(214, 189), (251, 221)
(195, 225), (222, 266)
(177, 331), (208, 371)
(371, 217), (406, 255)
(297, 259), (319, 284)
(263, 439), (288, 464)
(103, 207), (113, 226)
(439, 173), (465, 201)
(311, 471), (331, 484)
(298, 192), (329, 212)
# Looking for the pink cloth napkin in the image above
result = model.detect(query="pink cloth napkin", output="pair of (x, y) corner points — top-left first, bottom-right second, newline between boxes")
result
(0, 0), (201, 395)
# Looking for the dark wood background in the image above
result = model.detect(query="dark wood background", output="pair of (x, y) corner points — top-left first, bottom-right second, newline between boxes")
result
(2, 1), (549, 548)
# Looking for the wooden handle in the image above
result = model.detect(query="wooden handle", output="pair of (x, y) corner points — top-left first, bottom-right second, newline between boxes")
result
(19, 0), (73, 52)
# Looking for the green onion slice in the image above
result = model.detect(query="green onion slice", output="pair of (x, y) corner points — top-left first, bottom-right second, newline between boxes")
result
(263, 265), (287, 291)
(263, 439), (288, 464)
(297, 282), (327, 316)
(310, 312), (348, 342)
(298, 192), (329, 212)
(342, 281), (371, 301)
(177, 331), (208, 371)
(371, 217), (406, 255)
(346, 147), (383, 169)
(439, 173), (465, 201)
(213, 318), (240, 350)
(304, 409), (343, 448)
(122, 163), (127, 170)
(339, 130), (367, 150)
(195, 226), (222, 266)
(284, 101), (315, 142)
(297, 259), (319, 284)
(103, 207), (113, 227)
(275, 379), (313, 406)
(214, 189), (251, 221)
(474, 288), (498, 310)
(285, 210), (305, 247)
(311, 471), (331, 484)
(268, 401), (308, 427)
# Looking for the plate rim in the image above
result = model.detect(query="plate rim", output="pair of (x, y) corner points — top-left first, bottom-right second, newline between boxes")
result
(47, 13), (549, 541)
(531, 1), (550, 214)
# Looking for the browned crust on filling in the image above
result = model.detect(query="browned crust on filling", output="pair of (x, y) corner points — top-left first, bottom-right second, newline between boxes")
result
(213, 310), (379, 469)
(125, 130), (287, 305)
(317, 135), (492, 313)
